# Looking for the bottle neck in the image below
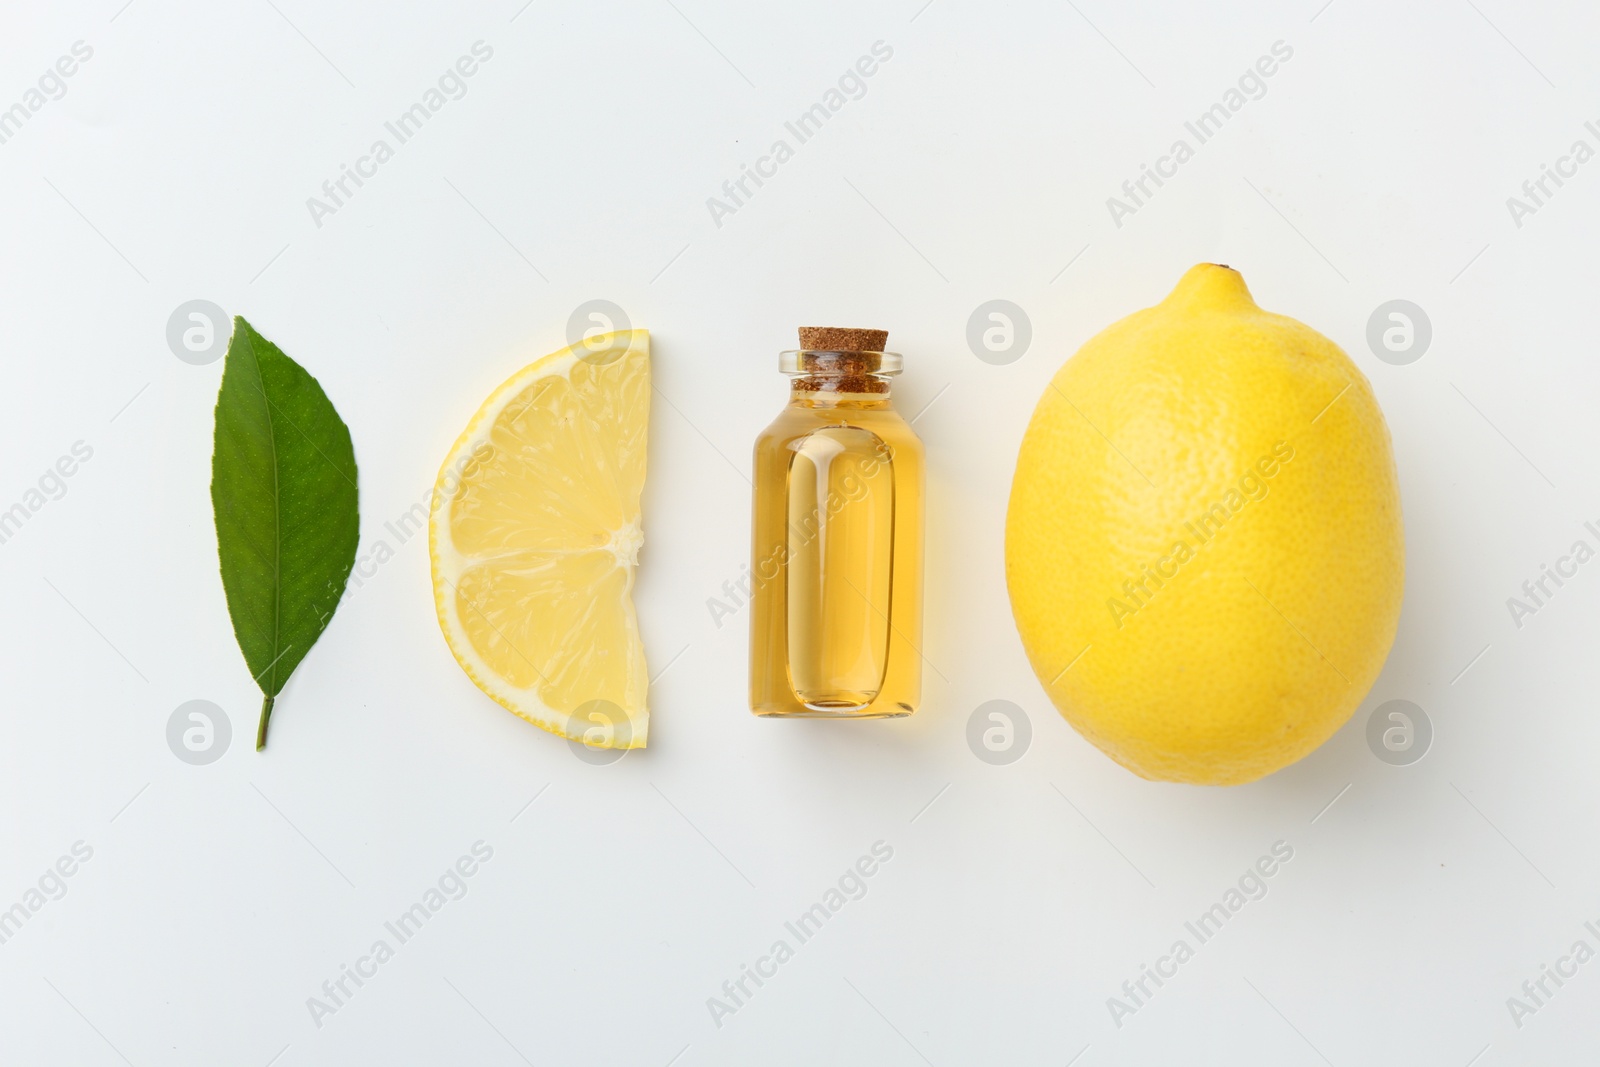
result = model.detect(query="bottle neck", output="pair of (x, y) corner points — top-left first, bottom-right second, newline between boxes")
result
(790, 374), (894, 407)
(783, 350), (898, 408)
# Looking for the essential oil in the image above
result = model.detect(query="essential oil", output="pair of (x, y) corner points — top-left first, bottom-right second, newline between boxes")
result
(749, 327), (925, 718)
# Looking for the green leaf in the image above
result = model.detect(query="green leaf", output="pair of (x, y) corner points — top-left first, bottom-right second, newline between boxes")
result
(210, 316), (359, 750)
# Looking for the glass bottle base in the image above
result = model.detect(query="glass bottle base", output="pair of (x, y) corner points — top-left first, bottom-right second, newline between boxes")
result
(751, 701), (915, 719)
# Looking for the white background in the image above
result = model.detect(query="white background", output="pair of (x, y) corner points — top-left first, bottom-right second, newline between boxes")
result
(1, 0), (1597, 1063)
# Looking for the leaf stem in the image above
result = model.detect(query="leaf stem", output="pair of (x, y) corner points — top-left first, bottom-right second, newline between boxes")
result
(257, 693), (275, 751)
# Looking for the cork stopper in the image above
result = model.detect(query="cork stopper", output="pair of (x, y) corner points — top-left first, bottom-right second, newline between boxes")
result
(798, 326), (888, 352)
(785, 327), (898, 395)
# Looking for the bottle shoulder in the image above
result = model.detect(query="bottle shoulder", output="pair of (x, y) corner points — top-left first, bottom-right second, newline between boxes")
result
(757, 403), (920, 442)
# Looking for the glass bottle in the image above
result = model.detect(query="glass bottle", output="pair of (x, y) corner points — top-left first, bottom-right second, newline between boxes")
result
(749, 327), (924, 718)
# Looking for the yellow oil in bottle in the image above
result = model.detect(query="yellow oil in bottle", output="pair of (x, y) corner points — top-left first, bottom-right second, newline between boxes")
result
(749, 330), (924, 718)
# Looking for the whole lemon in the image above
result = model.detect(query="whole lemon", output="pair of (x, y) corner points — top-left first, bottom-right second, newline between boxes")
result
(1006, 264), (1403, 785)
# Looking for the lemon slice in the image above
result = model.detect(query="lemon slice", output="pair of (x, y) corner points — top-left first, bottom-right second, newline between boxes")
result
(430, 331), (650, 748)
